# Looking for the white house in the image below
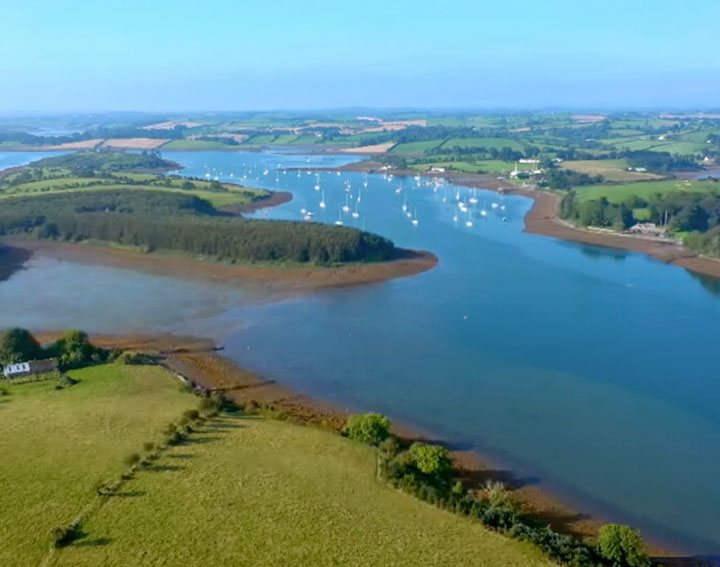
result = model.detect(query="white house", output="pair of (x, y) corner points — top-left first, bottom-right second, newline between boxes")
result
(3, 362), (31, 378)
(2, 359), (58, 379)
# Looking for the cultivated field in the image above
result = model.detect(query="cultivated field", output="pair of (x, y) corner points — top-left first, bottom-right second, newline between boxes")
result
(561, 159), (664, 182)
(576, 179), (720, 203)
(1, 364), (552, 567)
(101, 138), (170, 150)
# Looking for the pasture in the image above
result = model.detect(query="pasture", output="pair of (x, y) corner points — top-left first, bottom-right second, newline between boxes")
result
(576, 179), (720, 203)
(0, 365), (195, 567)
(0, 364), (552, 567)
(561, 159), (664, 182)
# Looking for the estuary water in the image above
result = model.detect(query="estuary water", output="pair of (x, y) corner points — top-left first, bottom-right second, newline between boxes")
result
(1, 149), (719, 555)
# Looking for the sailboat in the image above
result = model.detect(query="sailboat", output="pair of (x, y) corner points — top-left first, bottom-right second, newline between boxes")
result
(335, 211), (343, 226)
(319, 189), (326, 209)
(480, 199), (488, 217)
(411, 208), (419, 226)
(342, 193), (351, 213)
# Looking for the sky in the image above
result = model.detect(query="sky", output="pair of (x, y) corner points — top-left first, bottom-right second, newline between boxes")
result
(2, 0), (719, 112)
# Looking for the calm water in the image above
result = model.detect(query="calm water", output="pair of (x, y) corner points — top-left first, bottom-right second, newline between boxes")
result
(1, 150), (719, 554)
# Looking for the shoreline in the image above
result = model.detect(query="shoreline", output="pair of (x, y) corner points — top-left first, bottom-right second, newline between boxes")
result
(321, 159), (720, 282)
(37, 331), (707, 565)
(2, 238), (438, 296)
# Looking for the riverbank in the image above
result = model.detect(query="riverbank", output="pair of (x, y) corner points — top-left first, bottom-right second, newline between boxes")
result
(38, 331), (708, 566)
(3, 238), (437, 296)
(325, 159), (720, 281)
(220, 190), (293, 214)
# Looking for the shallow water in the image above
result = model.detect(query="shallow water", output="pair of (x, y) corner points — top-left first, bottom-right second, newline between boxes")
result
(2, 149), (720, 554)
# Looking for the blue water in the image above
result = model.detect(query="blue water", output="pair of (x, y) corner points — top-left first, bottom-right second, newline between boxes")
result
(1, 149), (719, 554)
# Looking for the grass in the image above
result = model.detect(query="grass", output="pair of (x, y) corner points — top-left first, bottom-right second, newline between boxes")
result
(0, 170), (268, 208)
(409, 160), (531, 174)
(561, 159), (665, 182)
(576, 179), (720, 203)
(244, 134), (277, 144)
(0, 364), (195, 567)
(161, 139), (237, 150)
(53, 415), (550, 567)
(390, 140), (444, 154)
(441, 138), (525, 151)
(1, 365), (552, 567)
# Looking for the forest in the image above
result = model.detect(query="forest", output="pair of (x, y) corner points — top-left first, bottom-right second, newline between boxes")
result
(29, 150), (176, 172)
(0, 190), (396, 264)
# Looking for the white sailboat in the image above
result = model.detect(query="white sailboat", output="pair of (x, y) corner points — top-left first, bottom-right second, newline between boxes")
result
(342, 193), (351, 213)
(319, 189), (326, 209)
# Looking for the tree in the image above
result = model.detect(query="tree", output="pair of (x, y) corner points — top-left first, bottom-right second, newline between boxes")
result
(597, 524), (651, 567)
(342, 413), (390, 446)
(0, 328), (42, 364)
(52, 330), (95, 368)
(408, 443), (452, 478)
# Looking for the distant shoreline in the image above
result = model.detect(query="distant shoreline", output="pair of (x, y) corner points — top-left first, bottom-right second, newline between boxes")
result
(319, 159), (720, 282)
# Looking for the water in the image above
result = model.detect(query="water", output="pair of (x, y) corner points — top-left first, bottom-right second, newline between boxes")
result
(1, 150), (720, 555)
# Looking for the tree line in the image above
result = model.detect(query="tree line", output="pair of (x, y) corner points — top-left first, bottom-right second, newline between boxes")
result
(0, 191), (396, 264)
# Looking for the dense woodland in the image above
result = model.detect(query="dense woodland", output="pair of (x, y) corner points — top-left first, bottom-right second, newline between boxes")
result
(0, 190), (395, 264)
(30, 150), (176, 172)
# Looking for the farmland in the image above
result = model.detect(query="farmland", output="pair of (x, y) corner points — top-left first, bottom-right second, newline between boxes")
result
(0, 364), (551, 567)
(575, 179), (720, 203)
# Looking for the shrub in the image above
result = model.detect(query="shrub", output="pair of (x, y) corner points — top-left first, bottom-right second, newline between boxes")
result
(52, 525), (79, 548)
(342, 413), (390, 446)
(597, 524), (651, 567)
(483, 480), (514, 510)
(142, 442), (155, 452)
(117, 351), (154, 365)
(182, 409), (200, 421)
(408, 443), (452, 479)
(123, 453), (141, 466)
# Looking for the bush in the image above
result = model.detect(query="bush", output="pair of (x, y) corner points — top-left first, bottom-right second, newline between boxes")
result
(142, 442), (155, 452)
(52, 525), (79, 548)
(342, 413), (390, 446)
(408, 443), (452, 479)
(123, 453), (141, 466)
(597, 524), (651, 567)
(483, 480), (514, 510)
(117, 351), (154, 365)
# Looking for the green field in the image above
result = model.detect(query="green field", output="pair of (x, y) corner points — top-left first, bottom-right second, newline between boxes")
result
(161, 139), (237, 150)
(441, 137), (525, 151)
(244, 134), (277, 144)
(1, 365), (551, 567)
(409, 160), (531, 174)
(390, 140), (444, 154)
(0, 166), (267, 208)
(576, 179), (720, 203)
(561, 159), (664, 182)
(0, 365), (195, 567)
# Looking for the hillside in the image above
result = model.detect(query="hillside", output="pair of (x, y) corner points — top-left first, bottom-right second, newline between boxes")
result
(0, 364), (551, 567)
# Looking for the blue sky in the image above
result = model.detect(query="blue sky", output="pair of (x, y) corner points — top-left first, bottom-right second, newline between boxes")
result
(2, 0), (719, 112)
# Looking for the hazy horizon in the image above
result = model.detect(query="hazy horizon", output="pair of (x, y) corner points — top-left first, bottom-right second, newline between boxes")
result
(3, 0), (720, 113)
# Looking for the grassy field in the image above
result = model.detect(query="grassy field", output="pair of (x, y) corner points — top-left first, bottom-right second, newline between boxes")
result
(1, 365), (552, 567)
(409, 160), (531, 174)
(161, 139), (237, 150)
(0, 169), (267, 208)
(390, 140), (444, 154)
(0, 365), (195, 567)
(576, 179), (720, 203)
(441, 137), (524, 151)
(561, 159), (665, 182)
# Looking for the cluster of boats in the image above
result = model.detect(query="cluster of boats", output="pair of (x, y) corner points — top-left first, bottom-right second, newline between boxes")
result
(200, 161), (509, 230)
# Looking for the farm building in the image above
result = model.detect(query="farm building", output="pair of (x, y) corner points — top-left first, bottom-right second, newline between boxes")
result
(2, 359), (58, 379)
(629, 223), (667, 237)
